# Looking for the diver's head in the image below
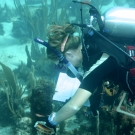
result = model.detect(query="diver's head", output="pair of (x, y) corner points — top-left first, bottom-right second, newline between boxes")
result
(47, 24), (82, 68)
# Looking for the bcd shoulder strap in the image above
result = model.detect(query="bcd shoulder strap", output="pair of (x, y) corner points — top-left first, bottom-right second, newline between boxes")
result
(126, 46), (135, 95)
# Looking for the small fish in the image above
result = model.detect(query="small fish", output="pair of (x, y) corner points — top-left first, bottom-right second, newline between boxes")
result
(72, 0), (91, 5)
(35, 113), (45, 117)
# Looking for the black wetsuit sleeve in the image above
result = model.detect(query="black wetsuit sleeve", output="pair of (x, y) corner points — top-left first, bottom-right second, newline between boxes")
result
(79, 56), (118, 93)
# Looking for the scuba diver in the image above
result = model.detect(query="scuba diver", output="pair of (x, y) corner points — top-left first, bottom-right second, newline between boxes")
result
(34, 1), (135, 134)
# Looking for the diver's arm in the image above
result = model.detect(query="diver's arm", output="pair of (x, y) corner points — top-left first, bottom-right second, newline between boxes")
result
(53, 88), (91, 123)
(52, 57), (117, 124)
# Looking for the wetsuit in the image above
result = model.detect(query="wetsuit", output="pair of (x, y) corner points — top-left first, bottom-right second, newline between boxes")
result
(80, 56), (118, 92)
(80, 31), (130, 92)
(78, 32), (134, 115)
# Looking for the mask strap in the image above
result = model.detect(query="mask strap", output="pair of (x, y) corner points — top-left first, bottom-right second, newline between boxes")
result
(61, 34), (69, 52)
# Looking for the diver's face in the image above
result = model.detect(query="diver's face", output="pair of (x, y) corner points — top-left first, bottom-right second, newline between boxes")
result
(65, 45), (83, 67)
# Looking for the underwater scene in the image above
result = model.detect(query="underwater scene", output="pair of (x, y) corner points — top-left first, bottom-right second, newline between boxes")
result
(0, 0), (135, 135)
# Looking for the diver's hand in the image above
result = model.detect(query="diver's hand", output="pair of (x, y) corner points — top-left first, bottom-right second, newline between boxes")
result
(34, 113), (57, 135)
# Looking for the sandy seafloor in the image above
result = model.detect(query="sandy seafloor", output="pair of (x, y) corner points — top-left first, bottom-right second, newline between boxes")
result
(0, 0), (52, 70)
(0, 0), (30, 70)
(0, 22), (30, 70)
(0, 0), (45, 70)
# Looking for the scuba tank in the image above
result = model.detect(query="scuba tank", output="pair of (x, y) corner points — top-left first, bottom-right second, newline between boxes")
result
(103, 7), (135, 39)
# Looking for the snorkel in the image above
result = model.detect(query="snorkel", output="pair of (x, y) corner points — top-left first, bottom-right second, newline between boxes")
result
(34, 38), (83, 81)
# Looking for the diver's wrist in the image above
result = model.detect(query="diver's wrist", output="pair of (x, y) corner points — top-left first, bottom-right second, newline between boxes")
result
(48, 112), (59, 126)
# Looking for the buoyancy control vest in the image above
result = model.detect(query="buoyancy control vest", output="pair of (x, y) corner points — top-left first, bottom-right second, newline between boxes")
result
(83, 27), (135, 96)
(83, 32), (129, 70)
(81, 6), (135, 97)
(81, 7), (135, 71)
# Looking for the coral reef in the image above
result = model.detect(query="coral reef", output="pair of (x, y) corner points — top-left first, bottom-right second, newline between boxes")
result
(13, 0), (72, 43)
(127, 0), (135, 7)
(114, 0), (126, 6)
(12, 20), (30, 44)
(2, 49), (135, 135)
(0, 63), (29, 134)
(0, 62), (25, 118)
(30, 78), (56, 135)
(0, 4), (14, 22)
(13, 0), (53, 41)
(13, 117), (32, 135)
(0, 90), (14, 126)
(26, 65), (36, 93)
(98, 92), (135, 135)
